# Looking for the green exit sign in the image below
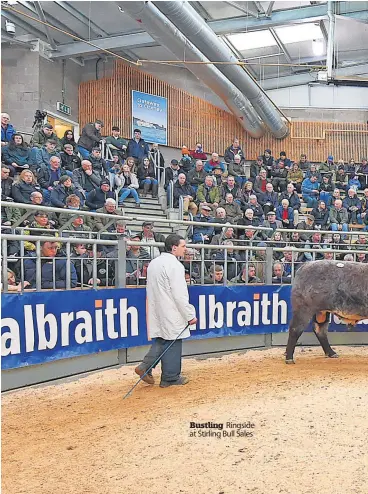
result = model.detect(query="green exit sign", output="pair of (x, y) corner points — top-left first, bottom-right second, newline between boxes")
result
(57, 102), (71, 115)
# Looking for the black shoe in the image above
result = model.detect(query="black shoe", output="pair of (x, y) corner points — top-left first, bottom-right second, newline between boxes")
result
(160, 375), (189, 388)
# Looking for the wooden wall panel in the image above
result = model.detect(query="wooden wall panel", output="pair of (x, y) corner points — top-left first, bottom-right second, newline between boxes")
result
(79, 61), (368, 162)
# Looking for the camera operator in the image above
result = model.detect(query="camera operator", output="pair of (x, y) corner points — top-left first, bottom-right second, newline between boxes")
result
(31, 119), (61, 151)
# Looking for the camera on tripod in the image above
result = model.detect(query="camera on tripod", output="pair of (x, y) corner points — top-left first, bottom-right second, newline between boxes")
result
(32, 110), (48, 128)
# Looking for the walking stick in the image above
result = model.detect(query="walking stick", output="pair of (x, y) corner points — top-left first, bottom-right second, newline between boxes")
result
(123, 323), (190, 399)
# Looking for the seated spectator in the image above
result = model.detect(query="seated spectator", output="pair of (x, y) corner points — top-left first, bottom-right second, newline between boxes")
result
(348, 174), (361, 191)
(62, 214), (92, 239)
(276, 199), (294, 229)
(3, 269), (31, 292)
(333, 167), (348, 192)
(37, 155), (62, 203)
(236, 209), (261, 235)
(126, 234), (151, 285)
(77, 119), (104, 159)
(345, 159), (357, 180)
(32, 123), (61, 151)
(311, 200), (329, 229)
(280, 183), (301, 222)
(271, 159), (288, 192)
(137, 221), (165, 259)
(137, 157), (158, 197)
(212, 240), (242, 280)
(173, 173), (197, 217)
(305, 164), (322, 183)
(94, 198), (124, 232)
(259, 183), (279, 215)
(182, 248), (201, 281)
(204, 264), (226, 284)
(126, 156), (137, 175)
(272, 262), (291, 284)
(253, 169), (269, 196)
(180, 146), (194, 173)
(220, 175), (241, 202)
(250, 156), (266, 184)
(23, 211), (56, 252)
(213, 207), (228, 234)
(329, 199), (349, 234)
(196, 175), (220, 212)
(126, 129), (150, 162)
(319, 175), (334, 206)
(148, 143), (165, 170)
(164, 159), (181, 190)
(303, 231), (324, 262)
(331, 233), (347, 259)
(26, 191), (57, 224)
(105, 126), (128, 161)
(85, 180), (114, 210)
(357, 158), (368, 189)
(212, 166), (226, 187)
(287, 163), (303, 193)
(298, 153), (311, 172)
(50, 175), (83, 208)
(224, 138), (244, 164)
(1, 113), (16, 146)
(71, 244), (99, 286)
(260, 210), (282, 239)
(210, 224), (236, 250)
(343, 254), (354, 262)
(2, 133), (33, 176)
(192, 204), (215, 243)
(72, 160), (101, 196)
(190, 142), (207, 161)
(262, 149), (274, 177)
(1, 165), (13, 202)
(302, 174), (320, 208)
(34, 139), (61, 172)
(219, 193), (242, 223)
(230, 264), (260, 284)
(319, 156), (335, 178)
(331, 187), (342, 207)
(89, 147), (108, 179)
(60, 129), (77, 152)
(228, 154), (247, 187)
(342, 188), (362, 224)
(281, 250), (300, 276)
(106, 151), (123, 189)
(246, 194), (264, 223)
(117, 164), (140, 207)
(323, 249), (335, 261)
(296, 213), (315, 241)
(238, 181), (255, 208)
(24, 241), (77, 289)
(357, 252), (368, 263)
(11, 170), (42, 204)
(361, 188), (368, 223)
(276, 151), (292, 170)
(204, 152), (226, 174)
(353, 234), (368, 250)
(60, 143), (81, 173)
(187, 160), (206, 192)
(289, 231), (304, 247)
(85, 244), (115, 286)
(269, 231), (286, 261)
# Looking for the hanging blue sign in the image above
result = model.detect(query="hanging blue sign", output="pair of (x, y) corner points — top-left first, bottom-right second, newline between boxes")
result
(132, 90), (168, 145)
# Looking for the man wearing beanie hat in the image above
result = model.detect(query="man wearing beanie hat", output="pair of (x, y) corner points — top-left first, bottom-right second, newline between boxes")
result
(50, 174), (83, 208)
(85, 179), (115, 210)
(180, 146), (194, 173)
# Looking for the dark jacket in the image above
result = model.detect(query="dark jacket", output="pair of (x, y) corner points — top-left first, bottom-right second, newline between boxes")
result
(77, 123), (102, 151)
(126, 138), (150, 160)
(72, 168), (102, 193)
(164, 166), (180, 189)
(60, 136), (77, 151)
(220, 183), (241, 201)
(224, 145), (244, 163)
(259, 191), (279, 208)
(85, 187), (115, 210)
(270, 164), (288, 180)
(1, 123), (16, 143)
(1, 176), (13, 200)
(311, 206), (329, 227)
(50, 184), (83, 208)
(250, 162), (266, 180)
(60, 152), (81, 172)
(342, 196), (362, 213)
(137, 163), (156, 181)
(24, 253), (77, 289)
(89, 154), (109, 177)
(32, 130), (61, 150)
(173, 182), (195, 208)
(186, 168), (205, 187)
(2, 145), (33, 167)
(35, 147), (61, 170)
(37, 166), (62, 189)
(71, 253), (92, 285)
(11, 181), (42, 204)
(279, 191), (301, 210)
(192, 214), (215, 243)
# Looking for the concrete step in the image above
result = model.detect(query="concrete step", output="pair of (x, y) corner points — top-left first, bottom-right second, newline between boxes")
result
(123, 196), (161, 205)
(122, 207), (166, 217)
(120, 202), (164, 212)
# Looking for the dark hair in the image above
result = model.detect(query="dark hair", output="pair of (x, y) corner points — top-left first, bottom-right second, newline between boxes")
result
(46, 139), (57, 145)
(92, 147), (101, 152)
(8, 133), (27, 150)
(63, 129), (75, 141)
(280, 151), (286, 157)
(164, 234), (184, 252)
(133, 128), (141, 134)
(112, 126), (120, 131)
(209, 264), (223, 274)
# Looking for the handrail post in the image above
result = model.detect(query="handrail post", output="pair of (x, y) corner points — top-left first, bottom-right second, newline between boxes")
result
(117, 236), (127, 288)
(265, 246), (273, 284)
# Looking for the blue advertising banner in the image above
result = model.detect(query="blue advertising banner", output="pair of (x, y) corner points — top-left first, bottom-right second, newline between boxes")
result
(132, 90), (168, 145)
(1, 286), (367, 370)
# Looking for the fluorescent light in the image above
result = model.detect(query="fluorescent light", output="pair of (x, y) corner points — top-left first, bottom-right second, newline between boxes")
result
(227, 30), (277, 51)
(276, 23), (323, 44)
(312, 39), (324, 56)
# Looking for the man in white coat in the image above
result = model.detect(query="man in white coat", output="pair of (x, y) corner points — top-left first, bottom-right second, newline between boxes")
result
(135, 234), (197, 387)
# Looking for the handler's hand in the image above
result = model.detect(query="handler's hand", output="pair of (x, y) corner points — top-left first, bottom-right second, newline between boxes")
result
(188, 317), (197, 325)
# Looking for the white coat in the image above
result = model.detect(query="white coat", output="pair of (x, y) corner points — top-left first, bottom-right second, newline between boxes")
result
(147, 252), (196, 340)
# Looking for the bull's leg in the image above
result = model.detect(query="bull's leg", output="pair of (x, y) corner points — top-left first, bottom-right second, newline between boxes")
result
(313, 311), (338, 358)
(285, 311), (312, 364)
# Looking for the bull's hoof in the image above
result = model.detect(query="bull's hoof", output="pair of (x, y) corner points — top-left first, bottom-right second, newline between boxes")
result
(326, 352), (339, 358)
(285, 359), (295, 364)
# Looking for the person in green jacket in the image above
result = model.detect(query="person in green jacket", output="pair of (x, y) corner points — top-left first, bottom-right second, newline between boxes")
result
(105, 126), (128, 161)
(196, 175), (220, 212)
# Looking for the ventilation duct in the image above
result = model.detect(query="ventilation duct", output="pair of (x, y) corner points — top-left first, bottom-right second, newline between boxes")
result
(118, 1), (265, 138)
(155, 0), (289, 139)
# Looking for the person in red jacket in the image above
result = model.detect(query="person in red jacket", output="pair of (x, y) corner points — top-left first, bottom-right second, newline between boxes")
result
(190, 142), (207, 161)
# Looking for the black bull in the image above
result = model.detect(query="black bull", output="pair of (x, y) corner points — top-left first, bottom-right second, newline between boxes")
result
(285, 260), (368, 363)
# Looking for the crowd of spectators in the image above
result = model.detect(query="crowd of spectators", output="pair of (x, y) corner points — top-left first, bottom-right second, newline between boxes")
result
(1, 112), (367, 290)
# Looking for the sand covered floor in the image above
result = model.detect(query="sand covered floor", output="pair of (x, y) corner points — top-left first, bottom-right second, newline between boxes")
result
(2, 346), (368, 494)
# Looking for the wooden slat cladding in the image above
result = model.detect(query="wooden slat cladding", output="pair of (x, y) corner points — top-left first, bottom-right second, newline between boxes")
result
(79, 61), (368, 161)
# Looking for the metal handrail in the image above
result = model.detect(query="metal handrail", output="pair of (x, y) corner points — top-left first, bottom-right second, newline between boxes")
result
(178, 195), (184, 221)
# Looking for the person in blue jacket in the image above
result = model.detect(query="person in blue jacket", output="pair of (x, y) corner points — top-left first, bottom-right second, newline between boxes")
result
(24, 241), (78, 289)
(50, 175), (84, 208)
(126, 129), (150, 161)
(276, 199), (294, 229)
(192, 204), (215, 243)
(1, 113), (16, 146)
(2, 133), (33, 175)
(302, 175), (320, 208)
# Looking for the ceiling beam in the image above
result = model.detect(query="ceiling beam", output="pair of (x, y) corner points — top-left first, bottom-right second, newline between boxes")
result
(319, 19), (328, 43)
(53, 1), (108, 38)
(224, 1), (259, 18)
(269, 28), (294, 67)
(189, 2), (212, 21)
(265, 2), (275, 17)
(33, 1), (57, 50)
(254, 2), (265, 14)
(1, 32), (35, 48)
